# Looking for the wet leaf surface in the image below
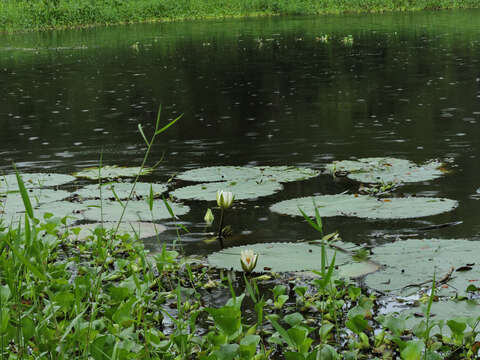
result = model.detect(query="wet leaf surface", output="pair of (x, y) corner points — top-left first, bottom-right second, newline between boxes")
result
(171, 179), (283, 201)
(73, 182), (168, 200)
(176, 166), (319, 183)
(208, 242), (378, 277)
(326, 157), (445, 184)
(0, 173), (75, 193)
(67, 221), (166, 240)
(73, 166), (152, 180)
(270, 194), (458, 219)
(364, 238), (480, 298)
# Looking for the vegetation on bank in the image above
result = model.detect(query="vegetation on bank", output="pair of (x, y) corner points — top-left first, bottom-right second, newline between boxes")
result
(1, 0), (480, 32)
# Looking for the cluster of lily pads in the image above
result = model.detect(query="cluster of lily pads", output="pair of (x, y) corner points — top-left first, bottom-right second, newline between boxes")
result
(200, 158), (480, 335)
(1, 156), (479, 359)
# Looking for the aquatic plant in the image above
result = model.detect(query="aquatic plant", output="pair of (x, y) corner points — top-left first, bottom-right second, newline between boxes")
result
(240, 249), (258, 273)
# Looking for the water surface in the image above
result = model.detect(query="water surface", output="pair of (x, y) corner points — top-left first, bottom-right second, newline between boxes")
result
(1, 10), (480, 254)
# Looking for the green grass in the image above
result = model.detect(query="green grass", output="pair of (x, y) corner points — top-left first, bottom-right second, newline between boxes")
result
(2, 0), (480, 32)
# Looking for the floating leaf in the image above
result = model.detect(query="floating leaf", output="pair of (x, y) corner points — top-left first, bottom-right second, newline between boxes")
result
(66, 222), (166, 240)
(73, 182), (168, 200)
(0, 173), (75, 193)
(325, 157), (445, 184)
(270, 194), (457, 219)
(402, 300), (480, 336)
(82, 199), (189, 222)
(0, 189), (71, 223)
(32, 200), (87, 223)
(208, 242), (378, 277)
(171, 180), (283, 201)
(176, 166), (319, 183)
(73, 166), (152, 180)
(364, 239), (480, 298)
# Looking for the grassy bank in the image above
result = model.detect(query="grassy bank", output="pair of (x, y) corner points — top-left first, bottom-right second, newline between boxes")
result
(1, 0), (480, 32)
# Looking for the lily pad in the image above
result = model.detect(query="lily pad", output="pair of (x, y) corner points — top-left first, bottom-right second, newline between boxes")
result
(0, 173), (75, 193)
(0, 189), (70, 213)
(403, 300), (480, 335)
(73, 182), (168, 200)
(270, 194), (458, 219)
(67, 222), (166, 240)
(0, 189), (75, 224)
(207, 242), (378, 277)
(73, 166), (152, 180)
(33, 201), (88, 223)
(325, 157), (445, 184)
(364, 239), (480, 297)
(176, 166), (319, 183)
(171, 180), (283, 201)
(82, 199), (190, 222)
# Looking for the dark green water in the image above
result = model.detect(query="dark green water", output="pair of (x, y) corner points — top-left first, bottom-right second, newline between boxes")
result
(1, 10), (480, 253)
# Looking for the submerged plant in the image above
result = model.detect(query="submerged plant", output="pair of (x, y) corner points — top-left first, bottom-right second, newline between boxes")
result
(342, 35), (354, 46)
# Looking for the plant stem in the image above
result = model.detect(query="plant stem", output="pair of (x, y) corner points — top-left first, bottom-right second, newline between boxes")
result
(217, 208), (225, 249)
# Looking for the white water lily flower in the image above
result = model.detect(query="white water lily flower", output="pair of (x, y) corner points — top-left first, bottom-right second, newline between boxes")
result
(204, 208), (214, 225)
(216, 190), (234, 209)
(240, 249), (258, 273)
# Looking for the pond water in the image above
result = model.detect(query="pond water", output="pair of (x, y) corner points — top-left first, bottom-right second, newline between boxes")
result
(1, 10), (480, 255)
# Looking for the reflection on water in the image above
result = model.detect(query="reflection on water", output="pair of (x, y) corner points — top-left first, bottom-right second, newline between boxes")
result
(1, 10), (480, 254)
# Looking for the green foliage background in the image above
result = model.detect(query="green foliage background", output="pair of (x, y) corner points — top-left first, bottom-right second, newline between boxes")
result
(2, 0), (480, 32)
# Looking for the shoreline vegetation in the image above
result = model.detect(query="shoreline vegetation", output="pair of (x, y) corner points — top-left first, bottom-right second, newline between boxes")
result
(2, 0), (480, 33)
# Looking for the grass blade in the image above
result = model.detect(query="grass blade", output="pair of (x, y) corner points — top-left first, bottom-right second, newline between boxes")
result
(14, 168), (34, 219)
(4, 226), (46, 281)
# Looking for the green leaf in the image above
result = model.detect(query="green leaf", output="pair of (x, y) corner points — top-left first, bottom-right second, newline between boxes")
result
(82, 199), (189, 222)
(400, 341), (423, 360)
(206, 306), (242, 339)
(208, 242), (377, 275)
(15, 170), (33, 219)
(109, 286), (132, 302)
(317, 344), (340, 359)
(213, 344), (239, 360)
(112, 298), (136, 327)
(283, 313), (305, 327)
(138, 123), (150, 146)
(171, 179), (283, 201)
(3, 234), (47, 281)
(74, 182), (168, 200)
(91, 334), (115, 360)
(377, 314), (407, 337)
(287, 326), (308, 349)
(446, 319), (467, 335)
(284, 352), (305, 360)
(319, 323), (335, 342)
(0, 285), (11, 303)
(0, 172), (75, 193)
(238, 335), (260, 359)
(73, 166), (153, 180)
(271, 194), (458, 220)
(266, 315), (295, 348)
(176, 165), (319, 183)
(326, 157), (445, 184)
(365, 238), (480, 299)
(0, 308), (10, 334)
(346, 314), (369, 335)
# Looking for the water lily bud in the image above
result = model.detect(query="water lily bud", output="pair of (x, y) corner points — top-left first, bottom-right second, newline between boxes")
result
(216, 190), (234, 209)
(204, 208), (214, 225)
(240, 249), (258, 274)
